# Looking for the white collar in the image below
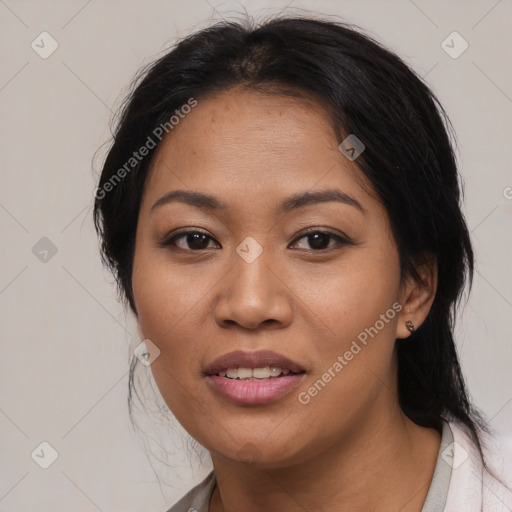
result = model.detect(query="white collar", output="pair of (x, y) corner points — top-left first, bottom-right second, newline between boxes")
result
(444, 421), (484, 512)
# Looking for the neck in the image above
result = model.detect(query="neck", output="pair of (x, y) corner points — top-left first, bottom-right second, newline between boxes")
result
(209, 408), (441, 512)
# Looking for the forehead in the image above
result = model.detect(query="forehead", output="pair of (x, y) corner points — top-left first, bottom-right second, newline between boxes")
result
(143, 87), (372, 212)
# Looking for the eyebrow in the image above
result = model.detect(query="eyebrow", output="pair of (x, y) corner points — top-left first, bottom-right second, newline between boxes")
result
(151, 190), (227, 213)
(277, 189), (365, 215)
(150, 188), (365, 215)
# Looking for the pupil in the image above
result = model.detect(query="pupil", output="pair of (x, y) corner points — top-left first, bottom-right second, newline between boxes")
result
(188, 233), (208, 250)
(309, 233), (329, 250)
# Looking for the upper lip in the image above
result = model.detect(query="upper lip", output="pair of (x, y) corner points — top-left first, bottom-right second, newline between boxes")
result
(204, 350), (306, 375)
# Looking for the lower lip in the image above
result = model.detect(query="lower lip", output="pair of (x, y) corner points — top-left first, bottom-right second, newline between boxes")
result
(206, 374), (306, 405)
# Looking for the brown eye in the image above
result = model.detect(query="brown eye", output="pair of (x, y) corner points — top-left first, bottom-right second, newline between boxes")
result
(290, 230), (350, 251)
(304, 232), (332, 250)
(162, 230), (220, 251)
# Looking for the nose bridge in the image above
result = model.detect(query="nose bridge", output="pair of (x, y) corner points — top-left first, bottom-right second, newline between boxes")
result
(213, 237), (292, 329)
(235, 241), (273, 297)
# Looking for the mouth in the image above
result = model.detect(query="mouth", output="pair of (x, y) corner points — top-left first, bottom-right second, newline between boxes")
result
(215, 366), (303, 380)
(204, 350), (306, 405)
(204, 349), (306, 376)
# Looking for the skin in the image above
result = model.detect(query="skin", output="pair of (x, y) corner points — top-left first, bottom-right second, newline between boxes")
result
(132, 86), (440, 512)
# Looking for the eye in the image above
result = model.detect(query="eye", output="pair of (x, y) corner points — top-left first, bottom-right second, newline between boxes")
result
(289, 229), (350, 251)
(161, 230), (220, 251)
(159, 228), (351, 252)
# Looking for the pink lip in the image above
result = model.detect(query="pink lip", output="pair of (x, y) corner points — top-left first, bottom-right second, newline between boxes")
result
(204, 349), (307, 405)
(207, 373), (306, 405)
(204, 349), (306, 376)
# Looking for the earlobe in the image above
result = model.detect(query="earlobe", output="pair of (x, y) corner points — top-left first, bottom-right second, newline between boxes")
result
(396, 255), (437, 339)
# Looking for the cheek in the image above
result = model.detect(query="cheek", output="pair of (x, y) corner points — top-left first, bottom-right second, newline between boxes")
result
(133, 236), (208, 328)
(132, 252), (207, 420)
(289, 246), (401, 403)
(132, 245), (201, 365)
(288, 246), (401, 346)
(294, 292), (400, 439)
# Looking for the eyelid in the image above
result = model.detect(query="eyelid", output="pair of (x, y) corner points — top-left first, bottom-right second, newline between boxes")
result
(291, 226), (350, 240)
(168, 227), (212, 238)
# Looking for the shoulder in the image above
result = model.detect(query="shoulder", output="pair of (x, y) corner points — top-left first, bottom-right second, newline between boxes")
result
(165, 471), (216, 512)
(445, 420), (512, 512)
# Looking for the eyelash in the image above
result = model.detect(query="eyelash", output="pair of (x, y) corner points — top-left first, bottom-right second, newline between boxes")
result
(159, 227), (352, 253)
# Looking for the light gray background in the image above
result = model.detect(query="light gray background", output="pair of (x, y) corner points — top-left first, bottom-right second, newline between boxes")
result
(1, 0), (511, 511)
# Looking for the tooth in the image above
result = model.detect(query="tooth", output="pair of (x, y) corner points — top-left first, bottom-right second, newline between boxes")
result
(269, 367), (282, 377)
(252, 366), (271, 378)
(226, 369), (238, 379)
(237, 368), (253, 379)
(221, 366), (297, 379)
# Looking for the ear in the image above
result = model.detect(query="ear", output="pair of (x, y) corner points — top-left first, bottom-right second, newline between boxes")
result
(396, 254), (437, 339)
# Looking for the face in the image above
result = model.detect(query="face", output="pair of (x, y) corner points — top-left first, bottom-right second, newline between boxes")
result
(132, 87), (410, 468)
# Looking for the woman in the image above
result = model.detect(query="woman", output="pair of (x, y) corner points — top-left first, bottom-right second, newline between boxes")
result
(93, 16), (511, 512)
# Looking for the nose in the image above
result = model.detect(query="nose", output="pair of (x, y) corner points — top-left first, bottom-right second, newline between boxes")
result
(213, 248), (293, 331)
